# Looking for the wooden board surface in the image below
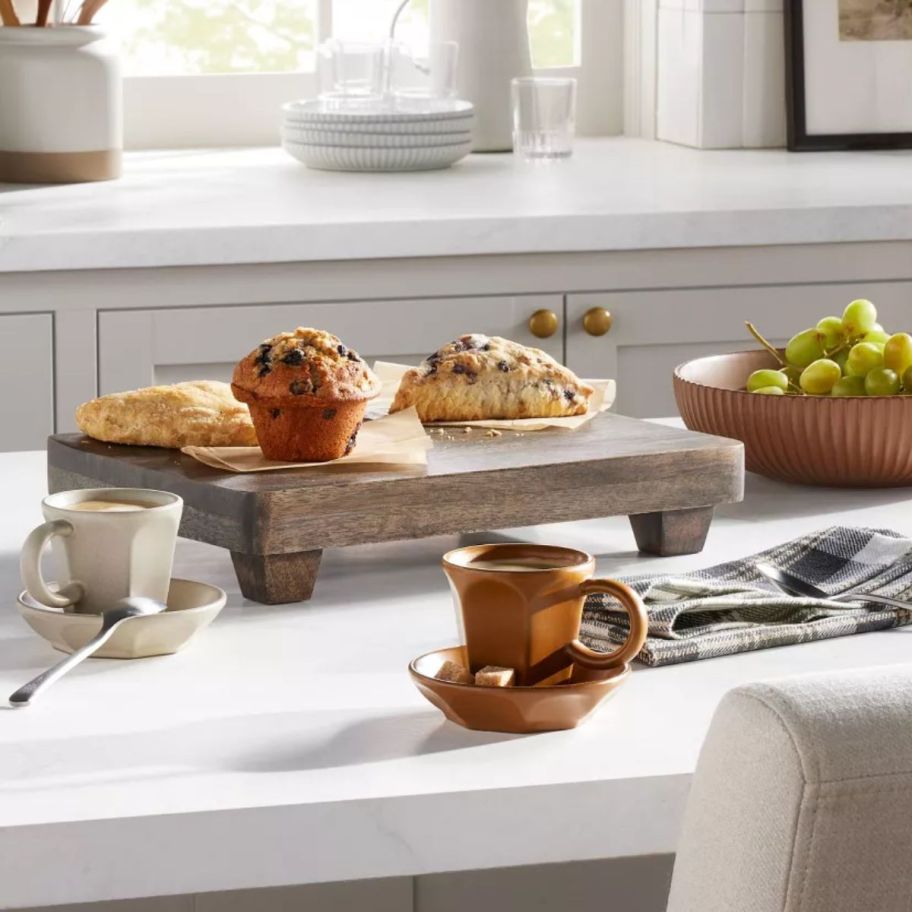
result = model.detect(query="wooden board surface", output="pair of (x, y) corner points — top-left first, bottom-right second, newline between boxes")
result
(47, 415), (743, 552)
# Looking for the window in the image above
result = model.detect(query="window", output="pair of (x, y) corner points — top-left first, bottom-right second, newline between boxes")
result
(101, 0), (318, 75)
(115, 0), (602, 149)
(528, 0), (580, 69)
(330, 0), (580, 69)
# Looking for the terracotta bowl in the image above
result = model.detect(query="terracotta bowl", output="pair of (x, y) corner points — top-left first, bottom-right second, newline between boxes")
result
(674, 350), (912, 487)
(409, 646), (630, 734)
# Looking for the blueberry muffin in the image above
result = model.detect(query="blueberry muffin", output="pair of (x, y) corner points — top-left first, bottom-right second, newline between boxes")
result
(76, 381), (258, 448)
(231, 328), (380, 461)
(389, 334), (594, 422)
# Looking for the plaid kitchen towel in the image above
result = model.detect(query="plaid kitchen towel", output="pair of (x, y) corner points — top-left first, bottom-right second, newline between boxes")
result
(581, 526), (912, 667)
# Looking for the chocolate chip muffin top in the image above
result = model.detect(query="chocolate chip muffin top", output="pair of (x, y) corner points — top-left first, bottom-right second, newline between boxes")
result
(232, 328), (380, 404)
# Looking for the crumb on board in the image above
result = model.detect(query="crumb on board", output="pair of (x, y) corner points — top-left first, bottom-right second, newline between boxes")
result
(463, 427), (472, 434)
(484, 429), (502, 438)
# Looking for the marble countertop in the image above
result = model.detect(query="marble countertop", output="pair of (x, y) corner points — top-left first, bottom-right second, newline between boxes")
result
(2, 139), (912, 273)
(1, 443), (911, 907)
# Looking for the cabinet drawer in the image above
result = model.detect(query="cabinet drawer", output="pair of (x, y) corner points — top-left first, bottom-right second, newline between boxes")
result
(0, 313), (54, 451)
(99, 296), (564, 392)
(568, 283), (912, 418)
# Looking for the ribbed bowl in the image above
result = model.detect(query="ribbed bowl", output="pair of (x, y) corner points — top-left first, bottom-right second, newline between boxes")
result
(674, 350), (912, 487)
(281, 99), (475, 132)
(281, 139), (472, 172)
(281, 124), (473, 148)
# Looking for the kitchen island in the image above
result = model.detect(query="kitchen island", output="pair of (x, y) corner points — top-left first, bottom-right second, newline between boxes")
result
(1, 442), (910, 910)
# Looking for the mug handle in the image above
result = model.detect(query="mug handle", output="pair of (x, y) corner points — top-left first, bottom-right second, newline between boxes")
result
(20, 520), (84, 609)
(565, 578), (648, 671)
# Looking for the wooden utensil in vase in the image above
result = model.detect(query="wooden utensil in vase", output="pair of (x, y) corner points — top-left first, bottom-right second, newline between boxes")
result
(36, 0), (52, 26)
(0, 0), (21, 26)
(75, 0), (106, 23)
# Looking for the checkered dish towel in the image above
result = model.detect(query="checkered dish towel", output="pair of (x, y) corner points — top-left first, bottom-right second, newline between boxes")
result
(581, 526), (912, 667)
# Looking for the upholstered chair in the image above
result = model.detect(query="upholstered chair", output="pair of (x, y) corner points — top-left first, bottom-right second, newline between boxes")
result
(666, 664), (912, 912)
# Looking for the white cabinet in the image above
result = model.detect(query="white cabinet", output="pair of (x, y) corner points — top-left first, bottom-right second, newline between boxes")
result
(0, 313), (54, 450)
(98, 296), (564, 393)
(567, 283), (912, 418)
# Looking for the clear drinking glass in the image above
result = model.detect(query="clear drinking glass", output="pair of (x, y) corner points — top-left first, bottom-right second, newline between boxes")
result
(388, 41), (460, 110)
(511, 76), (577, 160)
(317, 40), (385, 109)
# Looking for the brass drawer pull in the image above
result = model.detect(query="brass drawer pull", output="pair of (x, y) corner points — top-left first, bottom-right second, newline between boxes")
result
(529, 309), (559, 339)
(583, 307), (613, 337)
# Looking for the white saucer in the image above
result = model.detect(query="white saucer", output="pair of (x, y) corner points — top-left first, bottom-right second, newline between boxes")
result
(281, 125), (474, 148)
(17, 578), (227, 659)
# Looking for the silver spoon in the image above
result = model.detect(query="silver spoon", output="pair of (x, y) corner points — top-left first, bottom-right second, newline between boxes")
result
(9, 597), (167, 708)
(756, 562), (912, 611)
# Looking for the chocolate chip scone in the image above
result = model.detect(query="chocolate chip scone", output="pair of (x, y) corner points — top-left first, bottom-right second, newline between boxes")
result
(76, 381), (258, 448)
(389, 334), (594, 422)
(232, 328), (380, 461)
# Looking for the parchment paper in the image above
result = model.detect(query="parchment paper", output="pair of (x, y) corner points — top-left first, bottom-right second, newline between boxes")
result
(182, 406), (431, 473)
(367, 361), (616, 431)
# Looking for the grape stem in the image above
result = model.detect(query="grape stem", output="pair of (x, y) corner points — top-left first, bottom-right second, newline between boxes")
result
(745, 322), (786, 367)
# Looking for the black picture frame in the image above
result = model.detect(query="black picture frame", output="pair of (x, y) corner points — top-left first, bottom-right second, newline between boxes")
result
(785, 0), (912, 151)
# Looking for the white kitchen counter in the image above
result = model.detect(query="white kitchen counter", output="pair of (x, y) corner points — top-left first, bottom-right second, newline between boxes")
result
(1, 445), (911, 908)
(2, 139), (912, 273)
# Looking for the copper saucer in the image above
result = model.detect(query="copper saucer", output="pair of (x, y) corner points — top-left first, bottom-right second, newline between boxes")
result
(409, 646), (631, 734)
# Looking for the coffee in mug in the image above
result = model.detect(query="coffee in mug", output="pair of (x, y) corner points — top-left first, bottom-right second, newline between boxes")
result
(442, 543), (648, 685)
(68, 499), (151, 512)
(20, 488), (183, 614)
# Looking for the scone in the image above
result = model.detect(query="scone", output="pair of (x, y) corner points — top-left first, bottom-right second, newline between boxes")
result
(389, 334), (594, 422)
(75, 380), (258, 448)
(231, 327), (381, 461)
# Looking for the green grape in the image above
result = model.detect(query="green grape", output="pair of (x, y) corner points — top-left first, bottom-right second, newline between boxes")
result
(831, 376), (866, 397)
(904, 366), (912, 393)
(884, 333), (912, 375)
(863, 327), (890, 345)
(816, 316), (844, 350)
(752, 386), (785, 396)
(785, 328), (824, 368)
(865, 368), (901, 396)
(842, 299), (878, 337)
(833, 350), (849, 375)
(799, 359), (841, 395)
(746, 369), (788, 393)
(846, 342), (884, 377)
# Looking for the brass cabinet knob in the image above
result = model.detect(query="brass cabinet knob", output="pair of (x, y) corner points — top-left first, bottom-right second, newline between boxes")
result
(528, 309), (559, 339)
(583, 307), (613, 337)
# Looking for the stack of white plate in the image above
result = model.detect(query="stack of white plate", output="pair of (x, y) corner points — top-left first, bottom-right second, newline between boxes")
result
(281, 100), (475, 172)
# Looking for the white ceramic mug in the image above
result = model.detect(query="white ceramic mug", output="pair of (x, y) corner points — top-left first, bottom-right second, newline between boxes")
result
(20, 488), (183, 614)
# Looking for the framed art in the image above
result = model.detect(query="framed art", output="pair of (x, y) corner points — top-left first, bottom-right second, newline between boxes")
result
(785, 0), (912, 150)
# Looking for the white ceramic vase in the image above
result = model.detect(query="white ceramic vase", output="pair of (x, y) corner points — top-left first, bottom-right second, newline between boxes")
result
(0, 26), (122, 184)
(430, 0), (532, 152)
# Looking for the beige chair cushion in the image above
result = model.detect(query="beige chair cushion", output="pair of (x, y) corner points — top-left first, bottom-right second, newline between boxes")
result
(666, 664), (912, 912)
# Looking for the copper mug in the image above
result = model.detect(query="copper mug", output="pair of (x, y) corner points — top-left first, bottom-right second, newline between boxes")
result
(442, 544), (648, 685)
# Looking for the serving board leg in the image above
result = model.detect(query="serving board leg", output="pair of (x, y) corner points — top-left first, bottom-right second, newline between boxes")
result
(629, 506), (714, 557)
(230, 550), (323, 605)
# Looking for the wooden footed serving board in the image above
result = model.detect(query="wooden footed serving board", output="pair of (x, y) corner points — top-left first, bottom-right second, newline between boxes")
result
(47, 414), (744, 605)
